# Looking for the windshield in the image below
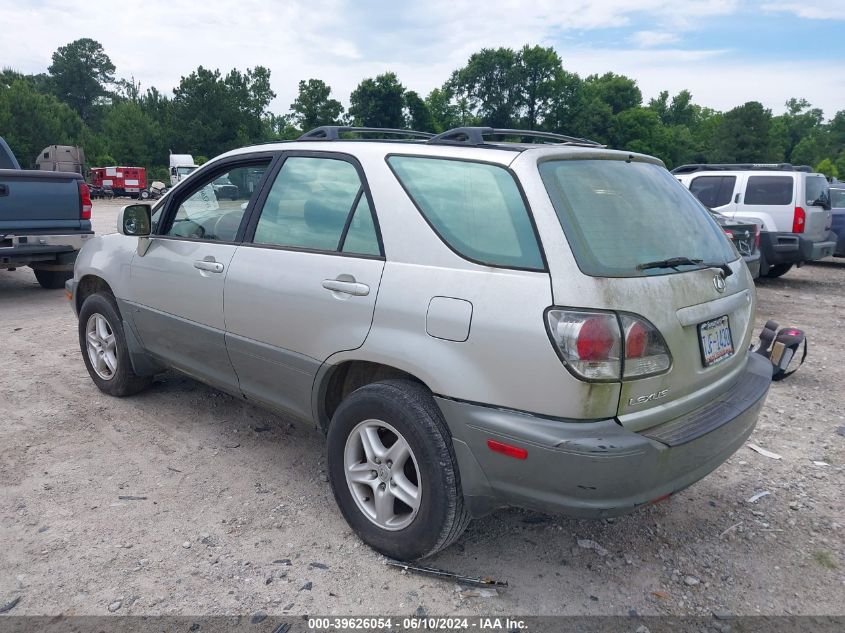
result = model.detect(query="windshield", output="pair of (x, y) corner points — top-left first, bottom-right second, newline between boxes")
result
(539, 159), (737, 277)
(176, 166), (197, 176)
(831, 187), (845, 208)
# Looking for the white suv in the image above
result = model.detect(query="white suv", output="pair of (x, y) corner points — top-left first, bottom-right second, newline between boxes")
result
(674, 163), (835, 277)
(67, 127), (772, 560)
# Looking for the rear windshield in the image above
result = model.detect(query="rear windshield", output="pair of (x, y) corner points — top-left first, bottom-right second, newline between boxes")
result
(539, 159), (736, 277)
(831, 187), (845, 208)
(744, 176), (793, 205)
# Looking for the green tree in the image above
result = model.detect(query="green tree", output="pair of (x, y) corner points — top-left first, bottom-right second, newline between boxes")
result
(48, 38), (115, 123)
(814, 158), (839, 179)
(348, 72), (406, 128)
(0, 79), (85, 166)
(290, 79), (343, 130)
(710, 101), (774, 163)
(447, 47), (523, 127)
(404, 90), (435, 132)
(582, 72), (642, 115)
(517, 45), (564, 129)
(101, 100), (162, 167)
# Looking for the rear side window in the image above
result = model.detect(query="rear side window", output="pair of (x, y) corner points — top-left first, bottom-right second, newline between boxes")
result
(689, 175), (736, 208)
(744, 176), (793, 205)
(805, 175), (830, 207)
(252, 156), (381, 256)
(539, 159), (736, 278)
(387, 156), (544, 270)
(831, 188), (845, 208)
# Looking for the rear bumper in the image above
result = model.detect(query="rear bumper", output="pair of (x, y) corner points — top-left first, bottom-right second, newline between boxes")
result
(760, 231), (835, 266)
(437, 351), (771, 518)
(0, 232), (93, 269)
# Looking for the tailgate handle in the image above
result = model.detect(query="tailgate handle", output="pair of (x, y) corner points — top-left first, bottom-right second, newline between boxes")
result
(676, 290), (750, 327)
(322, 278), (370, 296)
(0, 184), (8, 196)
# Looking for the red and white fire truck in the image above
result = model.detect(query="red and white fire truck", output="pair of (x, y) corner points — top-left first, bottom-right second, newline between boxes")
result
(90, 166), (147, 198)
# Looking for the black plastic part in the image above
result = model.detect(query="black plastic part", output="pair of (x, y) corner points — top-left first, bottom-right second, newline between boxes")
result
(298, 126), (434, 141)
(671, 163), (813, 174)
(428, 127), (603, 147)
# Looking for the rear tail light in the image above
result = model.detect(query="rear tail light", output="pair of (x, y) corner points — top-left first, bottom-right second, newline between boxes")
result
(546, 309), (670, 382)
(620, 315), (672, 378)
(792, 206), (805, 233)
(79, 182), (92, 220)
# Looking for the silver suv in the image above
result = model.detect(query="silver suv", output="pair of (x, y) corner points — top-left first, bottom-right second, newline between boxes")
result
(67, 126), (772, 560)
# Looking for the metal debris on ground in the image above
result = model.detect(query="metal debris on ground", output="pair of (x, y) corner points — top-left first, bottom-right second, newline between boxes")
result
(747, 491), (771, 503)
(719, 522), (743, 538)
(0, 596), (21, 613)
(746, 443), (782, 460)
(385, 559), (508, 588)
(117, 495), (147, 501)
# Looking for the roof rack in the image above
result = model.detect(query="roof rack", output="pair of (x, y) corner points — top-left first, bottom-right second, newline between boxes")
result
(298, 126), (434, 141)
(671, 163), (814, 174)
(427, 127), (604, 148)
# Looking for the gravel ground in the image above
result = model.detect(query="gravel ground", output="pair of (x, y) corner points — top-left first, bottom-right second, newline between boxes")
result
(1, 199), (843, 617)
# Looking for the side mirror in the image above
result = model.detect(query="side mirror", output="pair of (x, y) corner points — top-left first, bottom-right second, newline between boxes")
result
(118, 204), (152, 236)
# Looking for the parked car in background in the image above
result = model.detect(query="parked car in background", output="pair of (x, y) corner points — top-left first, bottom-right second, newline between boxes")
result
(709, 210), (761, 278)
(212, 175), (239, 200)
(0, 137), (93, 288)
(68, 126), (771, 560)
(830, 180), (845, 257)
(674, 164), (835, 277)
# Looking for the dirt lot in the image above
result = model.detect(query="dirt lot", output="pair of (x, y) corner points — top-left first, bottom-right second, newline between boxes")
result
(1, 199), (843, 617)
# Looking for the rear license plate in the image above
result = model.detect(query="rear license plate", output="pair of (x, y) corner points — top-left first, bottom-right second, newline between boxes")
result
(698, 315), (734, 367)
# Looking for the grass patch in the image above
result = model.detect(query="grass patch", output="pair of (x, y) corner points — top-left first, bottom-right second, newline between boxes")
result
(812, 550), (838, 570)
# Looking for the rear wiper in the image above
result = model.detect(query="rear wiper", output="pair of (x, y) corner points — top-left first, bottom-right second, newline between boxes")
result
(637, 257), (733, 277)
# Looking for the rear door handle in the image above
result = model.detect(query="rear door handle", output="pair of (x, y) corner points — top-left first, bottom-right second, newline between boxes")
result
(194, 258), (224, 273)
(0, 184), (9, 196)
(322, 278), (370, 296)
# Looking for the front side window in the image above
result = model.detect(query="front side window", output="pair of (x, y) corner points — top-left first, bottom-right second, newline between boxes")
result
(163, 162), (270, 241)
(253, 156), (381, 255)
(387, 156), (544, 270)
(744, 176), (794, 205)
(689, 175), (736, 208)
(539, 159), (736, 278)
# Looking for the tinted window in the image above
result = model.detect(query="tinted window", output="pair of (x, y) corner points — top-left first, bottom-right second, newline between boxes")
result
(805, 175), (830, 207)
(341, 196), (380, 256)
(539, 159), (736, 278)
(831, 187), (845, 208)
(163, 162), (270, 241)
(387, 156), (543, 270)
(689, 175), (736, 208)
(254, 157), (376, 254)
(744, 176), (794, 205)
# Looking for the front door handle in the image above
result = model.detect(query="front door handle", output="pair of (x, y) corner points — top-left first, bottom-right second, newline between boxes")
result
(194, 257), (224, 273)
(0, 184), (9, 196)
(322, 278), (370, 296)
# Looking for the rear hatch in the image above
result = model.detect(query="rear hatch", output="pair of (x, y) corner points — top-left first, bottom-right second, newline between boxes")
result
(0, 169), (83, 232)
(802, 174), (832, 240)
(534, 154), (755, 430)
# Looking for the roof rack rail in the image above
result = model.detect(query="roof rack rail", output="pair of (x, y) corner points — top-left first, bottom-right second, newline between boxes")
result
(671, 163), (814, 174)
(298, 126), (434, 141)
(427, 127), (604, 147)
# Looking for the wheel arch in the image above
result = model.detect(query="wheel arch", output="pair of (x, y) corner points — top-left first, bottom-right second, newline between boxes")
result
(312, 360), (431, 433)
(76, 274), (116, 314)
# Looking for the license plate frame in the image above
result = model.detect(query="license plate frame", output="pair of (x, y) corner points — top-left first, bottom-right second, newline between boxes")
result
(698, 315), (734, 367)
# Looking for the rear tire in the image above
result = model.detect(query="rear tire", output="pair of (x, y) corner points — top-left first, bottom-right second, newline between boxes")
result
(78, 293), (152, 397)
(765, 263), (793, 278)
(327, 379), (470, 560)
(33, 269), (72, 289)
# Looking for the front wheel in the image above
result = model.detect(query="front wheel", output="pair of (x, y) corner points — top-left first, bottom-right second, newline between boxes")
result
(33, 268), (72, 289)
(327, 380), (470, 560)
(765, 263), (793, 278)
(78, 293), (152, 396)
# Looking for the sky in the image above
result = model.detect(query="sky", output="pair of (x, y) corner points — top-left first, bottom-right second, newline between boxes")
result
(1, 0), (843, 119)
